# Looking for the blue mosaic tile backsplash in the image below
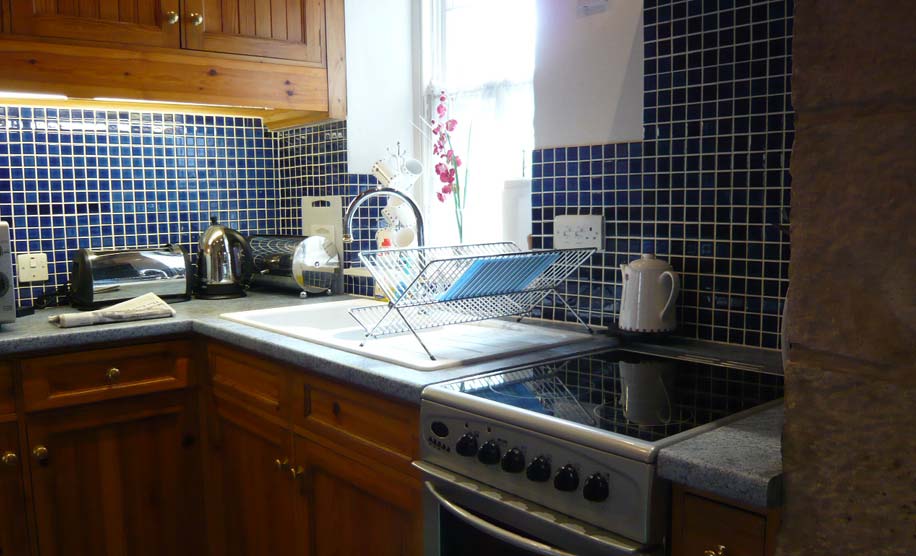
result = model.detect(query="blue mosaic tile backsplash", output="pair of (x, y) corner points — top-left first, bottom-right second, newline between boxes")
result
(531, 0), (794, 349)
(0, 107), (277, 307)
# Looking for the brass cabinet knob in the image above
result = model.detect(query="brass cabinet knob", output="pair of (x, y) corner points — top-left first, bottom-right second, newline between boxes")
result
(289, 465), (304, 480)
(1, 451), (18, 467)
(188, 12), (204, 26)
(106, 367), (121, 383)
(164, 10), (179, 24)
(32, 445), (50, 465)
(274, 458), (290, 471)
(704, 546), (727, 556)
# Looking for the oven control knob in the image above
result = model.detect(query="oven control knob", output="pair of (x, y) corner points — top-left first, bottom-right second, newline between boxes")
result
(500, 448), (525, 473)
(526, 456), (551, 482)
(456, 433), (478, 457)
(583, 473), (610, 502)
(554, 465), (580, 492)
(477, 440), (501, 465)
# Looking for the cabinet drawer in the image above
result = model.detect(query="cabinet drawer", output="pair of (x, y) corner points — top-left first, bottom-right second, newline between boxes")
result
(680, 492), (767, 556)
(207, 343), (289, 421)
(295, 375), (419, 461)
(21, 340), (192, 411)
(0, 363), (13, 417)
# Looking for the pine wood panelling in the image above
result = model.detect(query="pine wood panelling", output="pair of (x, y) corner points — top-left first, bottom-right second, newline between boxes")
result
(0, 423), (30, 556)
(0, 38), (330, 111)
(9, 0), (181, 47)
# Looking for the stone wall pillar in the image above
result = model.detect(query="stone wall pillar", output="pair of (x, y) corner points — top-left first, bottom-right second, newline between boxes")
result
(780, 2), (916, 555)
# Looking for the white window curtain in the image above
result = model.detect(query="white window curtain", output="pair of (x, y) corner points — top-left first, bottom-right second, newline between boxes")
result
(420, 0), (537, 246)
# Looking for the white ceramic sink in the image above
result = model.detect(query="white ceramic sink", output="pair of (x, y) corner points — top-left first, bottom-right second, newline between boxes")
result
(220, 298), (593, 371)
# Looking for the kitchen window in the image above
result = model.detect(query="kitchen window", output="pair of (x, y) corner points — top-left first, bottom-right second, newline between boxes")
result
(420, 0), (537, 246)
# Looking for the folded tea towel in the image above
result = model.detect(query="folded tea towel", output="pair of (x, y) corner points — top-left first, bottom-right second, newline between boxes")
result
(48, 293), (176, 328)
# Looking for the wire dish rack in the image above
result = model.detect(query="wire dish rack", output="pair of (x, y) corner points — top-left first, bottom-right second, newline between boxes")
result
(349, 242), (596, 360)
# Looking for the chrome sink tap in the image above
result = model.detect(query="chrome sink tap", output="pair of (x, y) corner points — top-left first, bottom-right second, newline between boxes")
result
(342, 187), (425, 247)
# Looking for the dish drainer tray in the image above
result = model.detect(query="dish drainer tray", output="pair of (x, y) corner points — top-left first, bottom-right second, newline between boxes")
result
(349, 242), (595, 360)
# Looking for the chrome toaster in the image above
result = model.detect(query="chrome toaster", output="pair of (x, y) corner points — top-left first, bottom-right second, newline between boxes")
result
(69, 244), (192, 309)
(0, 221), (14, 324)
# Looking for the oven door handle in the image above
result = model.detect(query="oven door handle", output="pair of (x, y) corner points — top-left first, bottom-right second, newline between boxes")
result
(425, 481), (577, 556)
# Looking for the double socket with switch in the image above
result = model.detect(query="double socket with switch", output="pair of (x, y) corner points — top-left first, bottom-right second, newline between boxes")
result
(553, 215), (603, 251)
(17, 253), (49, 283)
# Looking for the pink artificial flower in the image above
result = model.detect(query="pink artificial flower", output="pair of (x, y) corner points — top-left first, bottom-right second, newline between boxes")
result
(446, 119), (457, 132)
(432, 125), (441, 135)
(445, 149), (454, 162)
(453, 156), (462, 167)
(436, 192), (445, 202)
(436, 103), (447, 117)
(441, 184), (453, 194)
(435, 162), (448, 175)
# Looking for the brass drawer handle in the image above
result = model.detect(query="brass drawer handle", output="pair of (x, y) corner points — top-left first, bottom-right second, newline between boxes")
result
(1, 451), (18, 467)
(704, 546), (727, 556)
(106, 367), (121, 383)
(32, 445), (50, 466)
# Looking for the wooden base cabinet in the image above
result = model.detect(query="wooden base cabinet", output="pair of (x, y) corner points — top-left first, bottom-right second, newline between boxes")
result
(671, 485), (782, 556)
(25, 391), (203, 556)
(204, 393), (298, 556)
(292, 434), (422, 556)
(204, 342), (423, 556)
(0, 422), (30, 556)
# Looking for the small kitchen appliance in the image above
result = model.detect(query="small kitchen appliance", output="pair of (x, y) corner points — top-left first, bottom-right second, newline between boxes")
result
(247, 234), (339, 295)
(418, 349), (783, 555)
(618, 254), (680, 333)
(0, 222), (15, 325)
(69, 244), (192, 309)
(196, 217), (252, 299)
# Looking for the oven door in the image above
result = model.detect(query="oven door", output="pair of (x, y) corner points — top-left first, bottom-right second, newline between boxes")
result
(415, 461), (660, 556)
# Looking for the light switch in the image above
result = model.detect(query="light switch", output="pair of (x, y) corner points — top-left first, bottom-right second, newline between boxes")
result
(16, 253), (49, 282)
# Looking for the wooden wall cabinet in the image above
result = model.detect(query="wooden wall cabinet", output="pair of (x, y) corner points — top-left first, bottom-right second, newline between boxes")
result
(0, 0), (347, 126)
(671, 485), (782, 556)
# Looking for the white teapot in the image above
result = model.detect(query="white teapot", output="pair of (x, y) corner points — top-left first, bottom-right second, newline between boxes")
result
(618, 254), (679, 333)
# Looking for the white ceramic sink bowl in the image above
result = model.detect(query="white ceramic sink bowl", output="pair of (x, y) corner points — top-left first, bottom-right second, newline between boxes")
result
(220, 298), (593, 371)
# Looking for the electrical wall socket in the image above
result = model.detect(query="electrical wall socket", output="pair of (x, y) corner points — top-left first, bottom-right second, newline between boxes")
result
(16, 253), (49, 282)
(554, 215), (603, 250)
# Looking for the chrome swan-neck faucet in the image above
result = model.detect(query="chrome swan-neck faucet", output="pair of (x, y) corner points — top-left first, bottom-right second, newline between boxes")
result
(342, 187), (425, 247)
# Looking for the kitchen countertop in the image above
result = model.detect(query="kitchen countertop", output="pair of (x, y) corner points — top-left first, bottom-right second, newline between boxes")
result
(0, 291), (617, 403)
(0, 291), (784, 508)
(657, 404), (784, 508)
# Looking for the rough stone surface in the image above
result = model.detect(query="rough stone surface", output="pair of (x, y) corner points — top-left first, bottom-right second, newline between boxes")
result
(781, 1), (916, 555)
(658, 405), (784, 508)
(792, 1), (916, 113)
(780, 366), (916, 556)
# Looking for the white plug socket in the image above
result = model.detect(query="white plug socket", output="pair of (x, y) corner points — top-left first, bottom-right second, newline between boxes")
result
(554, 215), (603, 251)
(16, 253), (49, 282)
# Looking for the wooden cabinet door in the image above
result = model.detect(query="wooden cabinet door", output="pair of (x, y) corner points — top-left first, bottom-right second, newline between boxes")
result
(9, 0), (181, 47)
(25, 392), (202, 556)
(204, 393), (297, 556)
(182, 0), (326, 63)
(0, 423), (30, 556)
(292, 433), (422, 556)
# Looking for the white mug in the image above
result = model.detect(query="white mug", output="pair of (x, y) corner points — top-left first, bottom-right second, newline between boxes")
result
(393, 227), (416, 248)
(371, 158), (398, 186)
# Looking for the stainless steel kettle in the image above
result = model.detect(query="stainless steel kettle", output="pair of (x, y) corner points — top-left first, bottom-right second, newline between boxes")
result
(196, 217), (252, 299)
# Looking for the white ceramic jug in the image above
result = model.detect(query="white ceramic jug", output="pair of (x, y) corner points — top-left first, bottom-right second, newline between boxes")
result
(618, 254), (679, 332)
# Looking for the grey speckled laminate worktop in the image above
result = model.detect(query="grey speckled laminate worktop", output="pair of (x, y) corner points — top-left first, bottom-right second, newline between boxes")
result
(657, 404), (784, 508)
(0, 291), (783, 508)
(0, 291), (616, 404)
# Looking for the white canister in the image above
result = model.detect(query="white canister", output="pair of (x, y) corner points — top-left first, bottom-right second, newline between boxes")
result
(618, 254), (680, 332)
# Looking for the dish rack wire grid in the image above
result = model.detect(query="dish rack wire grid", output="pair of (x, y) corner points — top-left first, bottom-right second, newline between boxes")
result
(349, 242), (596, 360)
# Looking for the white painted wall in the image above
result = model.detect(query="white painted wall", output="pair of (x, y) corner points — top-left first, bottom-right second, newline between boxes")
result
(345, 0), (417, 173)
(533, 0), (644, 149)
